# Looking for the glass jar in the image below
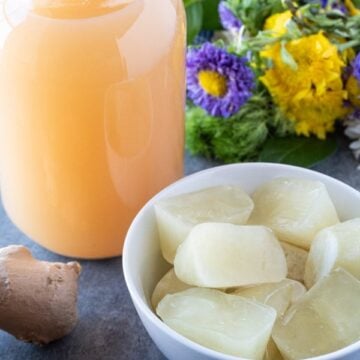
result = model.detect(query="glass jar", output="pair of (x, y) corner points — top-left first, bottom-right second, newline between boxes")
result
(0, 0), (186, 258)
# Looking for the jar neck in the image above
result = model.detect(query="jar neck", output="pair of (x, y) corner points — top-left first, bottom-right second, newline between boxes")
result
(32, 0), (135, 18)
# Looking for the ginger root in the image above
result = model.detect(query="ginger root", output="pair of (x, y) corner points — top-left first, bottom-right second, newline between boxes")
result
(0, 245), (81, 345)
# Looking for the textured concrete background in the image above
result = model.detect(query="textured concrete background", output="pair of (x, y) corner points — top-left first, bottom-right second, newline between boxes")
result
(1, 141), (359, 360)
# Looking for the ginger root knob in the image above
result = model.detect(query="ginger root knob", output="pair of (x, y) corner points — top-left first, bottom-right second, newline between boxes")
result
(0, 245), (81, 345)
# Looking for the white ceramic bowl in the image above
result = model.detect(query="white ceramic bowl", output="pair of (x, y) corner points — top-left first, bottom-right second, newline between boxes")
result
(123, 163), (360, 360)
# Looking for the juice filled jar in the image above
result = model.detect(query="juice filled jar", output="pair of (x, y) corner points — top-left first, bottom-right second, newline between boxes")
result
(0, 0), (186, 258)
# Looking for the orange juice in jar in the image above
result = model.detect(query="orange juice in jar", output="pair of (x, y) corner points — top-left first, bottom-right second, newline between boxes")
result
(0, 0), (186, 258)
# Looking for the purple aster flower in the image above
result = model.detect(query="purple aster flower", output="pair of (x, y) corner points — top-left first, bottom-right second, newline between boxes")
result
(317, 0), (347, 13)
(354, 53), (360, 82)
(186, 43), (254, 118)
(218, 1), (242, 31)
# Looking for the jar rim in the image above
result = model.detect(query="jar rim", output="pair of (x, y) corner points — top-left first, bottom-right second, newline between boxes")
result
(2, 0), (136, 21)
(32, 0), (134, 8)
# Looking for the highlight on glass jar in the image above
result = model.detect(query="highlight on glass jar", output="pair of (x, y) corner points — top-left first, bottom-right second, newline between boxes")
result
(0, 0), (186, 259)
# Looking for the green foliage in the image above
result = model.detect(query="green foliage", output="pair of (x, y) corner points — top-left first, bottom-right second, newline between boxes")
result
(184, 0), (221, 43)
(226, 0), (285, 35)
(259, 136), (338, 167)
(280, 40), (298, 70)
(230, 3), (360, 58)
(186, 89), (298, 163)
(185, 1), (204, 43)
(268, 106), (296, 137)
(186, 95), (273, 163)
(295, 5), (360, 51)
(183, 0), (202, 5)
(202, 0), (222, 30)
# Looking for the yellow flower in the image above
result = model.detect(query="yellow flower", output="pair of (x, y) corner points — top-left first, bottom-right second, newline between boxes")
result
(260, 32), (348, 139)
(346, 76), (360, 108)
(341, 46), (355, 64)
(264, 11), (292, 36)
(198, 70), (228, 98)
(345, 0), (360, 15)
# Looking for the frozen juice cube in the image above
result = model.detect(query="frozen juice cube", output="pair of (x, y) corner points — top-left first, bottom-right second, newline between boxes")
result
(232, 279), (306, 317)
(174, 223), (287, 288)
(250, 178), (339, 249)
(273, 268), (360, 360)
(305, 218), (360, 288)
(157, 288), (276, 359)
(154, 186), (254, 263)
(281, 242), (308, 282)
(151, 268), (192, 309)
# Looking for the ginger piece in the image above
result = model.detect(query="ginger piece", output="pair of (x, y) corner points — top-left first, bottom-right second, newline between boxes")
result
(0, 245), (81, 345)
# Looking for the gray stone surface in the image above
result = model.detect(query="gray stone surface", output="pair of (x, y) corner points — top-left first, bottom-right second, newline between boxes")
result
(0, 139), (359, 360)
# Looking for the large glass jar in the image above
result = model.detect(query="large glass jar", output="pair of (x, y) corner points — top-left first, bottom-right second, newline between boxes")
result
(0, 0), (186, 258)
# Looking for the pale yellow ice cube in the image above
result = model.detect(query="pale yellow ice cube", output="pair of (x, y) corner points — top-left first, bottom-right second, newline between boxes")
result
(250, 178), (339, 249)
(157, 288), (276, 359)
(174, 223), (287, 288)
(151, 268), (192, 309)
(305, 218), (360, 288)
(280, 242), (308, 282)
(273, 268), (360, 360)
(154, 186), (254, 263)
(232, 279), (306, 317)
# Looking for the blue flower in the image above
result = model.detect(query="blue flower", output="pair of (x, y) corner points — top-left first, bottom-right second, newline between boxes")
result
(316, 0), (348, 12)
(186, 43), (254, 118)
(354, 53), (360, 82)
(218, 1), (242, 31)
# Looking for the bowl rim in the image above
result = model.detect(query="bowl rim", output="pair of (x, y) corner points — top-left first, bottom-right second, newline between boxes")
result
(123, 162), (360, 360)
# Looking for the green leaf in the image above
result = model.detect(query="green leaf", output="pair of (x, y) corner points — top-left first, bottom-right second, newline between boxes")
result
(259, 136), (338, 168)
(183, 0), (203, 6)
(228, 0), (285, 35)
(186, 95), (271, 163)
(280, 41), (298, 70)
(202, 0), (222, 30)
(186, 2), (204, 43)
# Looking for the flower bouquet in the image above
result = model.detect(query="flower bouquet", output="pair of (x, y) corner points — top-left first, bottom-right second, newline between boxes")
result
(184, 0), (360, 167)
